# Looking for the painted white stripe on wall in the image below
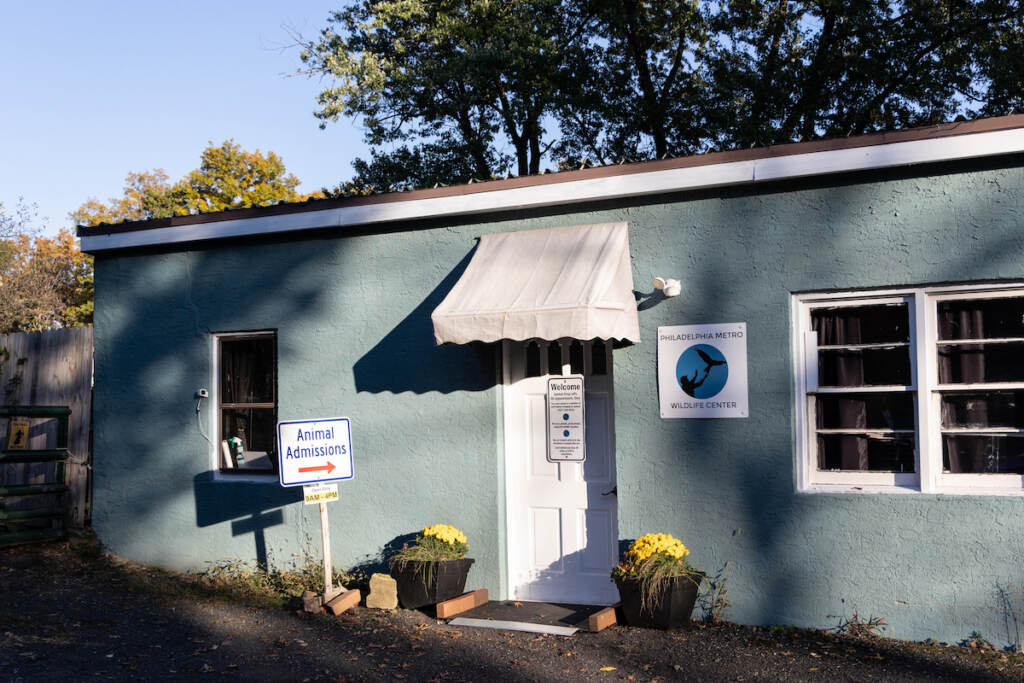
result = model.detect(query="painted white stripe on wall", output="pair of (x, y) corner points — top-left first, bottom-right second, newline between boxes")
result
(82, 128), (1024, 252)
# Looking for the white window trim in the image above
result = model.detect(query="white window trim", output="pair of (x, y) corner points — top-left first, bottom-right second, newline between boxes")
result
(793, 282), (1024, 496)
(210, 330), (278, 483)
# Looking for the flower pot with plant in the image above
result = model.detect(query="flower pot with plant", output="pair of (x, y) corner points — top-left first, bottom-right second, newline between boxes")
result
(612, 533), (703, 629)
(390, 524), (474, 609)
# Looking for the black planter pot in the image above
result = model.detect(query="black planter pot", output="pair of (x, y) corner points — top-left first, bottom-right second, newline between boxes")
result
(393, 558), (475, 609)
(615, 574), (701, 629)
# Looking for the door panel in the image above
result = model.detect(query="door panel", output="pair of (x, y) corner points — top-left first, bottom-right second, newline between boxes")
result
(504, 340), (619, 605)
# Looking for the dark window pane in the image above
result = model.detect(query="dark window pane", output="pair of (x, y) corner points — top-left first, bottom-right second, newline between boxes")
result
(943, 435), (1024, 474)
(815, 393), (915, 430)
(937, 297), (1024, 340)
(221, 337), (275, 403)
(812, 304), (909, 345)
(547, 343), (562, 375)
(221, 407), (277, 471)
(817, 434), (915, 472)
(938, 342), (1024, 383)
(818, 347), (911, 387)
(570, 341), (585, 375)
(591, 340), (608, 376)
(941, 391), (1024, 429)
(526, 341), (541, 377)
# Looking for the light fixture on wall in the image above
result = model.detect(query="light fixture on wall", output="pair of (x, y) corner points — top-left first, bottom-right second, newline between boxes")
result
(652, 277), (681, 297)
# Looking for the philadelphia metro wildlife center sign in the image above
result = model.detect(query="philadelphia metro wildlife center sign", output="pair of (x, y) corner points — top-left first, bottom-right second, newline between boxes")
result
(658, 323), (748, 419)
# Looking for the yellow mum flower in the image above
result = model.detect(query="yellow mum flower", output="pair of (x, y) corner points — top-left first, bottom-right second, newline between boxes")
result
(627, 533), (689, 562)
(422, 523), (468, 546)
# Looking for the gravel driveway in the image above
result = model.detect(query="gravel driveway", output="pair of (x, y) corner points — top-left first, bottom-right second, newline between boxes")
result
(2, 537), (1022, 682)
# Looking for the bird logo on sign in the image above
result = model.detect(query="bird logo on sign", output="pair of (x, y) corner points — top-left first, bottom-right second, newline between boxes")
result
(676, 344), (729, 399)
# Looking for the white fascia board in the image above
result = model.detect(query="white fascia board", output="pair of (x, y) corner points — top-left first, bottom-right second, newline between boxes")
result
(81, 127), (1024, 253)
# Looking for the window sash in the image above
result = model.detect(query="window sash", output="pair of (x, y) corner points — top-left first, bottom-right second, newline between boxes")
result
(797, 284), (1024, 494)
(801, 297), (919, 483)
(215, 331), (278, 475)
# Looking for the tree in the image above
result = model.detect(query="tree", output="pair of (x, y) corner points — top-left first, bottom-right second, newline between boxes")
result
(173, 140), (302, 214)
(701, 0), (1023, 147)
(556, 0), (711, 164)
(70, 170), (175, 227)
(72, 141), (303, 226)
(303, 0), (1024, 188)
(0, 201), (90, 333)
(298, 0), (585, 185)
(30, 230), (94, 328)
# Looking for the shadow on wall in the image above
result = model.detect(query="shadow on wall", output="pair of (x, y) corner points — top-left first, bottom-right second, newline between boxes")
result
(193, 471), (302, 568)
(353, 246), (497, 394)
(348, 532), (419, 576)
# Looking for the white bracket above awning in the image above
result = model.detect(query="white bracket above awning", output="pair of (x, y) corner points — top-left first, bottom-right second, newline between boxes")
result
(431, 222), (641, 345)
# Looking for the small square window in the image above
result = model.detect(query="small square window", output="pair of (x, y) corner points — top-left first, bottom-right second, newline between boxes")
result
(216, 332), (277, 474)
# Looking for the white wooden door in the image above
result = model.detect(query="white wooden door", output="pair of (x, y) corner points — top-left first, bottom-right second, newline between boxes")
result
(503, 339), (619, 605)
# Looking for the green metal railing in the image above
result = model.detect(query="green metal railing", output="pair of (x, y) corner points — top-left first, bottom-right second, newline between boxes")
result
(0, 406), (70, 547)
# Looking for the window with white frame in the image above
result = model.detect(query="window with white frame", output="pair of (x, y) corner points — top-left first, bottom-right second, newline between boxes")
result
(795, 284), (1024, 494)
(216, 331), (277, 474)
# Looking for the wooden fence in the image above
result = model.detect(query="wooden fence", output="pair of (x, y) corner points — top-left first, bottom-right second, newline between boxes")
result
(0, 327), (93, 528)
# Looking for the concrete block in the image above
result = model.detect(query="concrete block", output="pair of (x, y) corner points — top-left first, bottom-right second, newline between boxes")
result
(366, 573), (398, 609)
(302, 593), (323, 613)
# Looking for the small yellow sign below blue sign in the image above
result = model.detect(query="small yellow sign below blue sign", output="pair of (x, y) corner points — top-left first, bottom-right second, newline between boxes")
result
(303, 484), (339, 505)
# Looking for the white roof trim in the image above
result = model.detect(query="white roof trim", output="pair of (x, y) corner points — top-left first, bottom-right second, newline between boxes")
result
(81, 127), (1024, 253)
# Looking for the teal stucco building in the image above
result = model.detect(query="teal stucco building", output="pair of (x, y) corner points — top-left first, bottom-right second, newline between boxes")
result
(80, 116), (1024, 645)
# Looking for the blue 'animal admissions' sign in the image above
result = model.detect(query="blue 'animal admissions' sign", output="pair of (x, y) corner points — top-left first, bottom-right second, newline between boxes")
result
(277, 417), (354, 487)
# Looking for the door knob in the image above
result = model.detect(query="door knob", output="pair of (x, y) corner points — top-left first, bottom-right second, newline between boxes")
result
(602, 486), (617, 496)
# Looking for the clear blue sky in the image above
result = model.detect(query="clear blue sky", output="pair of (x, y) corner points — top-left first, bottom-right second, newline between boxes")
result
(1, 1), (369, 236)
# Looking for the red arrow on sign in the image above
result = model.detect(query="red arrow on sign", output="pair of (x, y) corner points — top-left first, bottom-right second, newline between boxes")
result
(298, 462), (336, 475)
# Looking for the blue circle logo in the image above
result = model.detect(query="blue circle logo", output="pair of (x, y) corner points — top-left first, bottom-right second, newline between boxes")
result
(676, 344), (728, 399)
(562, 413), (569, 421)
(563, 430), (570, 437)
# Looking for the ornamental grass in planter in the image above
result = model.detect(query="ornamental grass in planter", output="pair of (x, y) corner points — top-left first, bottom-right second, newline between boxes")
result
(612, 533), (704, 629)
(390, 524), (474, 609)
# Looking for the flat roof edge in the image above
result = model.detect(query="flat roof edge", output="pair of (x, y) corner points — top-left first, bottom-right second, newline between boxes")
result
(81, 123), (1024, 253)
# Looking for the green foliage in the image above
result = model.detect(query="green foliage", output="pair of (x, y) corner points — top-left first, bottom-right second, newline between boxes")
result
(345, 142), (492, 193)
(614, 551), (702, 614)
(830, 610), (888, 638)
(174, 140), (301, 214)
(197, 554), (368, 610)
(558, 0), (710, 163)
(0, 199), (91, 332)
(72, 141), (302, 227)
(699, 561), (733, 623)
(962, 630), (997, 651)
(301, 0), (1024, 190)
(299, 0), (584, 182)
(390, 533), (469, 564)
(613, 543), (703, 614)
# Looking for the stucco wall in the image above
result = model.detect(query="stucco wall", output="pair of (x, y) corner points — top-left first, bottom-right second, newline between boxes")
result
(93, 157), (1024, 645)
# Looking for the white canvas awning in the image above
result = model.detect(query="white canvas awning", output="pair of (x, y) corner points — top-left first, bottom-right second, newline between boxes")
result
(431, 222), (641, 345)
